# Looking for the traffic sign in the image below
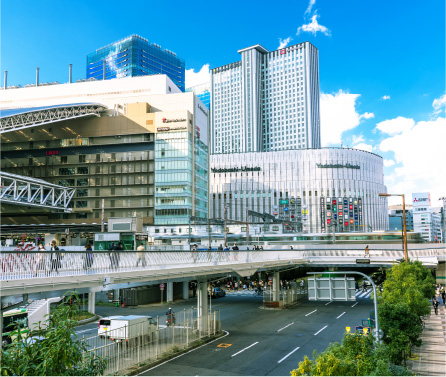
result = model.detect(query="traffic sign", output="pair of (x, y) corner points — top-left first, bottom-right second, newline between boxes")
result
(346, 327), (351, 333)
(160, 283), (165, 290)
(284, 207), (288, 211)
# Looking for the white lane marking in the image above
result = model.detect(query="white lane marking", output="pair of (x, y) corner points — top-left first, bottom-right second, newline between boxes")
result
(76, 329), (93, 334)
(278, 346), (300, 363)
(325, 301), (333, 306)
(277, 322), (294, 332)
(231, 342), (259, 357)
(314, 325), (328, 335)
(305, 309), (317, 317)
(138, 330), (230, 374)
(351, 302), (359, 307)
(336, 312), (346, 319)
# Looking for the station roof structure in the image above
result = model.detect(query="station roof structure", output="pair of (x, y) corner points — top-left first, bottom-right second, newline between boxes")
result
(0, 102), (107, 133)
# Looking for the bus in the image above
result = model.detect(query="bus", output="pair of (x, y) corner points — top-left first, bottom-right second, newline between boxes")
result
(2, 308), (29, 347)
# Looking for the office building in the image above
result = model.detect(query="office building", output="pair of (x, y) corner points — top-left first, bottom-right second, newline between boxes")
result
(210, 148), (388, 233)
(412, 193), (442, 242)
(186, 82), (211, 109)
(210, 42), (320, 154)
(388, 205), (414, 232)
(0, 75), (208, 230)
(86, 35), (185, 92)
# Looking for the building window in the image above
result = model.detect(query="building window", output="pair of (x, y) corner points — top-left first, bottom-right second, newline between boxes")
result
(110, 200), (115, 208)
(59, 168), (75, 175)
(76, 189), (88, 197)
(76, 201), (88, 208)
(60, 156), (68, 164)
(77, 179), (88, 186)
(28, 158), (33, 165)
(79, 155), (86, 163)
(155, 229), (160, 233)
(96, 154), (101, 162)
(77, 167), (89, 174)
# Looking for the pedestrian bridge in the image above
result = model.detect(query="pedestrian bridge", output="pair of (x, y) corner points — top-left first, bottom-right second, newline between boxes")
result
(1, 245), (444, 296)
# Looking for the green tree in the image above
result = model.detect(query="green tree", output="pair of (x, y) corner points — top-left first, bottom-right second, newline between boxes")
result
(1, 296), (106, 376)
(378, 302), (423, 365)
(379, 260), (435, 318)
(290, 333), (412, 376)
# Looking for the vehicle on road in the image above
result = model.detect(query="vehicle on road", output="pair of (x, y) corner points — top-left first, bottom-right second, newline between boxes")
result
(108, 315), (157, 344)
(2, 308), (29, 347)
(98, 316), (120, 337)
(211, 287), (226, 298)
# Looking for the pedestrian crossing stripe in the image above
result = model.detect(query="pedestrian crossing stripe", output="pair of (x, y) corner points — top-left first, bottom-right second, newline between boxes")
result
(217, 343), (232, 348)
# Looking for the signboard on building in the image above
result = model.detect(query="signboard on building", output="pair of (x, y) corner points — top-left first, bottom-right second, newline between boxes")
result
(412, 192), (431, 207)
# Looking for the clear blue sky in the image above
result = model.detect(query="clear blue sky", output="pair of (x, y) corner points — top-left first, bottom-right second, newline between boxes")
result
(1, 0), (445, 205)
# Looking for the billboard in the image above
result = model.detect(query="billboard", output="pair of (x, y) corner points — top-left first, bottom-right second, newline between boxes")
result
(412, 192), (430, 207)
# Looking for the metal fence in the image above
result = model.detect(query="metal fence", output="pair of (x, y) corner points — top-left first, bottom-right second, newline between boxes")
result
(262, 283), (307, 308)
(81, 308), (221, 375)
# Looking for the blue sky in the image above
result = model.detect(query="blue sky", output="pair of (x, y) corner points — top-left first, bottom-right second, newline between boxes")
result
(1, 0), (445, 206)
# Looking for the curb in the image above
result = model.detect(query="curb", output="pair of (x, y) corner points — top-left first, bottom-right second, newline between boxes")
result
(76, 314), (99, 326)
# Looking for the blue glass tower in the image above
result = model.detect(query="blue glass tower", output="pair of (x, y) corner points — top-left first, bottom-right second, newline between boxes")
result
(87, 35), (185, 91)
(186, 82), (211, 109)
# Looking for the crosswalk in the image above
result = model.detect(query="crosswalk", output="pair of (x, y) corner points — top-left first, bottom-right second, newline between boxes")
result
(355, 288), (372, 299)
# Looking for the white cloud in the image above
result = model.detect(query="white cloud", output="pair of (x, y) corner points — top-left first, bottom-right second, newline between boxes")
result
(432, 94), (446, 115)
(305, 0), (317, 15)
(383, 159), (395, 167)
(320, 90), (362, 146)
(375, 116), (415, 136)
(278, 37), (292, 49)
(378, 116), (446, 207)
(352, 135), (365, 144)
(382, 95), (390, 100)
(297, 13), (331, 36)
(185, 64), (210, 88)
(359, 112), (374, 120)
(352, 143), (373, 152)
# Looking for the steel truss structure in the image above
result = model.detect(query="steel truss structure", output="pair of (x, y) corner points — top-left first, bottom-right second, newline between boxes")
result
(0, 103), (106, 133)
(0, 171), (75, 211)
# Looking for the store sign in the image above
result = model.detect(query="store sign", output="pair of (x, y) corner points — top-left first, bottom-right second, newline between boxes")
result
(211, 166), (261, 173)
(197, 104), (208, 116)
(162, 118), (186, 123)
(46, 150), (59, 156)
(280, 49), (286, 55)
(316, 163), (360, 169)
(412, 192), (430, 207)
(157, 126), (188, 132)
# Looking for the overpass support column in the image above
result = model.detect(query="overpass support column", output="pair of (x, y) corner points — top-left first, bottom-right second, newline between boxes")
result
(183, 281), (190, 299)
(273, 271), (280, 302)
(166, 282), (174, 303)
(196, 281), (208, 333)
(88, 291), (95, 314)
(436, 262), (445, 285)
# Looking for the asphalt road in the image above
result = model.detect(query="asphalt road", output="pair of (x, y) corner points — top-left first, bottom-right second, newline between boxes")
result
(72, 289), (373, 375)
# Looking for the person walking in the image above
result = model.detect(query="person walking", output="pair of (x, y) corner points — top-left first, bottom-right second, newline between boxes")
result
(364, 245), (370, 258)
(108, 243), (118, 268)
(50, 240), (60, 274)
(441, 288), (445, 306)
(433, 298), (439, 315)
(362, 280), (367, 292)
(355, 280), (359, 292)
(35, 243), (45, 276)
(84, 244), (93, 270)
(136, 243), (146, 267)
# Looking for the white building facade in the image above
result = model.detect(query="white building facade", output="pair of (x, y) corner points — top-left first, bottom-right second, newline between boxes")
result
(210, 42), (320, 155)
(210, 148), (388, 233)
(412, 192), (443, 242)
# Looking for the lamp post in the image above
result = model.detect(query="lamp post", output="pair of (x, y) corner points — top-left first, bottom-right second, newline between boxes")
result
(379, 193), (408, 262)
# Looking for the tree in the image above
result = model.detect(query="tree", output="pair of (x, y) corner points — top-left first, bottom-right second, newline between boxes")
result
(378, 302), (423, 365)
(0, 296), (106, 376)
(378, 260), (435, 318)
(290, 333), (412, 376)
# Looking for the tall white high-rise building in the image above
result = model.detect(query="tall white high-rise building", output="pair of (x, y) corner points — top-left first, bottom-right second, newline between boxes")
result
(210, 42), (320, 155)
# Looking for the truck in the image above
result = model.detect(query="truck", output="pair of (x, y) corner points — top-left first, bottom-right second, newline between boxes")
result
(108, 315), (157, 345)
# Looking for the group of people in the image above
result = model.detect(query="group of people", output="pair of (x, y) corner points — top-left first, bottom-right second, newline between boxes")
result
(432, 284), (446, 315)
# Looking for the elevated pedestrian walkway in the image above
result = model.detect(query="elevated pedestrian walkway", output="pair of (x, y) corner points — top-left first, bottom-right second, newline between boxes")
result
(408, 305), (446, 376)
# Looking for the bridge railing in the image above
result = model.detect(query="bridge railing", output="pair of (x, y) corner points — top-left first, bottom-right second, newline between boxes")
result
(0, 250), (308, 281)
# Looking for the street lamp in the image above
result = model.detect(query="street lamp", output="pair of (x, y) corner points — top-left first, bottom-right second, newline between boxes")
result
(379, 193), (408, 262)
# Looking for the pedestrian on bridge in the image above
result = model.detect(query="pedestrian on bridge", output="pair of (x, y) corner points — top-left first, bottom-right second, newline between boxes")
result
(84, 244), (93, 270)
(50, 240), (61, 274)
(433, 298), (439, 315)
(136, 243), (146, 267)
(364, 245), (370, 258)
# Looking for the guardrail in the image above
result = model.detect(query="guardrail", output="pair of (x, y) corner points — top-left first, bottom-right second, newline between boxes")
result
(82, 308), (221, 375)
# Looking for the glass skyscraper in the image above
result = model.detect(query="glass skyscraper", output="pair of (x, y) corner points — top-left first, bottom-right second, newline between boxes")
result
(87, 35), (185, 91)
(186, 82), (211, 109)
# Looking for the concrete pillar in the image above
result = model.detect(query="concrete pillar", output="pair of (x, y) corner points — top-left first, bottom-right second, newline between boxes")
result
(166, 282), (173, 302)
(183, 281), (189, 299)
(273, 271), (280, 302)
(437, 262), (446, 285)
(88, 291), (95, 314)
(196, 281), (208, 333)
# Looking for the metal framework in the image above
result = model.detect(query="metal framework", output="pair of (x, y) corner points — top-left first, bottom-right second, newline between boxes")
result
(0, 103), (106, 133)
(0, 171), (75, 211)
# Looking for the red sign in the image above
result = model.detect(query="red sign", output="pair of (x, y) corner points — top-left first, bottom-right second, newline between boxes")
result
(280, 49), (286, 55)
(160, 283), (165, 290)
(46, 151), (59, 156)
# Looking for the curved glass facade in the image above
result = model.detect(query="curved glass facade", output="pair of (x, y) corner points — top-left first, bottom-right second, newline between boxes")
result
(210, 148), (388, 233)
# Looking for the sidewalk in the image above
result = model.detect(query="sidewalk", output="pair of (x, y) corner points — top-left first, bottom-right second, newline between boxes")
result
(408, 305), (446, 376)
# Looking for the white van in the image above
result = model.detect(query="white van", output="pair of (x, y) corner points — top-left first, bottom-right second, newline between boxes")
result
(109, 315), (157, 343)
(98, 316), (120, 337)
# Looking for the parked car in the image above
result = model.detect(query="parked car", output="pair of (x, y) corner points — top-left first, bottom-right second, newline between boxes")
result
(211, 287), (226, 298)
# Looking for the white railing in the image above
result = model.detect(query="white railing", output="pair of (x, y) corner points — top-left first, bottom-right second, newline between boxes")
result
(81, 308), (221, 375)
